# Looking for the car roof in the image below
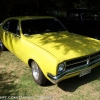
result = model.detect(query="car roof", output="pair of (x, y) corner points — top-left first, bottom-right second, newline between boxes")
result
(6, 16), (56, 21)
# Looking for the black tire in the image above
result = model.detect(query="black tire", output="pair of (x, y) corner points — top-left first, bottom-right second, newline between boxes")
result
(0, 41), (5, 51)
(31, 61), (47, 86)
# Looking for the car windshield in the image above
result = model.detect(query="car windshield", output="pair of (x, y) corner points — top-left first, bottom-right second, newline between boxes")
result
(21, 18), (66, 35)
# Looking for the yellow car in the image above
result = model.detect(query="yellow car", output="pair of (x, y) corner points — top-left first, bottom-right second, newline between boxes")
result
(0, 16), (100, 86)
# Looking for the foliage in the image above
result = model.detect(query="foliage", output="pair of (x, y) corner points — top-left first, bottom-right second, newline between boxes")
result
(0, 0), (100, 22)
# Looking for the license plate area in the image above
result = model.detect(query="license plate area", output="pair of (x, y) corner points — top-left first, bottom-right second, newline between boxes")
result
(79, 68), (91, 77)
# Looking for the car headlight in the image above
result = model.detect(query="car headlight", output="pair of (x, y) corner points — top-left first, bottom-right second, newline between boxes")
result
(58, 63), (65, 74)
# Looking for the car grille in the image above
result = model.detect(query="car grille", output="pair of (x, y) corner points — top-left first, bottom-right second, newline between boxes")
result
(65, 51), (100, 70)
(90, 52), (100, 63)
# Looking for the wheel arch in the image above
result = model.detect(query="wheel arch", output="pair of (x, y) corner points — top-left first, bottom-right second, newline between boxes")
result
(28, 59), (34, 68)
(28, 58), (43, 71)
(28, 58), (49, 80)
(28, 58), (45, 73)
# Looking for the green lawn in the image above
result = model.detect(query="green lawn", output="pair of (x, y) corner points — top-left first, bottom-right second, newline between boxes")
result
(0, 51), (100, 100)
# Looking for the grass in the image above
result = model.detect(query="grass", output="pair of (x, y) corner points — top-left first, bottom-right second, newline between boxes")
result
(0, 51), (100, 100)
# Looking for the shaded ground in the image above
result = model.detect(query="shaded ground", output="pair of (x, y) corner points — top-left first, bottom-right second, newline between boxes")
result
(0, 51), (100, 100)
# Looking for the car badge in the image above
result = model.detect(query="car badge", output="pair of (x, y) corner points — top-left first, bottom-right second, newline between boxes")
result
(87, 56), (90, 64)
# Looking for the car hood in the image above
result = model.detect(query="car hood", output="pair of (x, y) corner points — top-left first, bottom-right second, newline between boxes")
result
(25, 31), (100, 62)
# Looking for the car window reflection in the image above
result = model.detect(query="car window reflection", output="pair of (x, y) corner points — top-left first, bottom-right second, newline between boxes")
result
(21, 18), (66, 35)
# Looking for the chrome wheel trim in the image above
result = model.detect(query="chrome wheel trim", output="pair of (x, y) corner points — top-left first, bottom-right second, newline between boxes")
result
(31, 62), (39, 80)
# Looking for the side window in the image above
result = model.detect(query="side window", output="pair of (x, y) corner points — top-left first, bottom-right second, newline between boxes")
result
(3, 19), (19, 34)
(16, 24), (20, 35)
(3, 21), (10, 31)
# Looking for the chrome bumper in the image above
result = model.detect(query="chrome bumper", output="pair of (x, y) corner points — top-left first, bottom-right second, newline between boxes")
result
(48, 59), (100, 84)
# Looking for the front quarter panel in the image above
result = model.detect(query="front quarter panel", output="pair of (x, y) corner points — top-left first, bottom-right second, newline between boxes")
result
(20, 35), (59, 79)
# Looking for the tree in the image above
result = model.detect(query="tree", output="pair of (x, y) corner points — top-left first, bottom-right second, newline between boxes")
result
(0, 0), (4, 22)
(0, 0), (100, 22)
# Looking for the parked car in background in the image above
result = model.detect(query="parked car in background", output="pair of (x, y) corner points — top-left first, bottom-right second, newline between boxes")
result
(61, 8), (100, 39)
(0, 16), (100, 86)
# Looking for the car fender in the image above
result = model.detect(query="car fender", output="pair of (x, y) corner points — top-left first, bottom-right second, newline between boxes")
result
(20, 38), (60, 78)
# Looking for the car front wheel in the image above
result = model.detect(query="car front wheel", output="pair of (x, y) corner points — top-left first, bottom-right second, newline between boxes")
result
(31, 61), (47, 86)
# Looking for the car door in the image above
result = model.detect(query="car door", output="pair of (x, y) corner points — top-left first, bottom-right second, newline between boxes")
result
(3, 19), (21, 57)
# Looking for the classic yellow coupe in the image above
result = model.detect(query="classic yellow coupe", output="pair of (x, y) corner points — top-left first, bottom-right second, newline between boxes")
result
(0, 16), (100, 86)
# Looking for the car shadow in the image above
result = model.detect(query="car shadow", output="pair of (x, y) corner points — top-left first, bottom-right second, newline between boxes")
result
(42, 80), (54, 87)
(43, 66), (100, 89)
(57, 66), (100, 92)
(0, 68), (19, 96)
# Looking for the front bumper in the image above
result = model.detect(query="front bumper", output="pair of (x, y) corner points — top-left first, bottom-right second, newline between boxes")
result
(48, 59), (100, 84)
